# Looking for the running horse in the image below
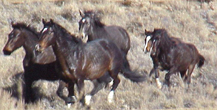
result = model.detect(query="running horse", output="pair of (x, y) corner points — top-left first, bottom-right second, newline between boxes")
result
(2, 22), (67, 103)
(143, 29), (205, 89)
(79, 10), (146, 87)
(79, 10), (133, 73)
(35, 19), (145, 106)
(2, 22), (112, 106)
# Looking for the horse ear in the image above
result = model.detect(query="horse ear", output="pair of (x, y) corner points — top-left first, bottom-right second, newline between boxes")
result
(50, 19), (54, 24)
(11, 21), (15, 27)
(42, 19), (46, 24)
(79, 10), (84, 17)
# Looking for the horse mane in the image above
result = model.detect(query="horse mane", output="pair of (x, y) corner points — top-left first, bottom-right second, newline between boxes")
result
(12, 22), (39, 38)
(84, 10), (105, 27)
(52, 22), (82, 43)
(153, 29), (174, 47)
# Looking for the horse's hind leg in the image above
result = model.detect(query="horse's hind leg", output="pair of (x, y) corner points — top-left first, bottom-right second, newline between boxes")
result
(108, 69), (120, 103)
(84, 80), (105, 106)
(180, 70), (187, 80)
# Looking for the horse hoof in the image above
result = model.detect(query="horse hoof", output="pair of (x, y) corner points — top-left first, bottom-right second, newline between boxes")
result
(155, 78), (162, 89)
(65, 96), (77, 107)
(85, 95), (92, 106)
(107, 91), (114, 103)
(67, 103), (71, 108)
(157, 84), (162, 89)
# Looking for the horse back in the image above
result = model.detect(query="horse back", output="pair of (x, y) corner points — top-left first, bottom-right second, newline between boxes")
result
(104, 26), (130, 54)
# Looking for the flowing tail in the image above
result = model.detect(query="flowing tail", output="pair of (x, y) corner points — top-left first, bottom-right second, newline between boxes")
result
(121, 56), (147, 82)
(198, 54), (205, 68)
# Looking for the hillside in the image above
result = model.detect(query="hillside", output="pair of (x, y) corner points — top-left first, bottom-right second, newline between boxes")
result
(0, 0), (217, 110)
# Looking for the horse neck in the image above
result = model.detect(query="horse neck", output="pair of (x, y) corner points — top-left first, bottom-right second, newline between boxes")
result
(53, 32), (80, 57)
(158, 35), (174, 52)
(22, 29), (38, 55)
(88, 24), (106, 40)
(51, 32), (82, 74)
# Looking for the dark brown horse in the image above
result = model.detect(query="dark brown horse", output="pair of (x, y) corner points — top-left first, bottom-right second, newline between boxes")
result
(35, 19), (145, 106)
(79, 10), (133, 74)
(143, 29), (205, 89)
(2, 22), (69, 104)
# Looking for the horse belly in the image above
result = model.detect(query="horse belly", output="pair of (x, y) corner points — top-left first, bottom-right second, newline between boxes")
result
(82, 56), (111, 80)
(85, 65), (109, 80)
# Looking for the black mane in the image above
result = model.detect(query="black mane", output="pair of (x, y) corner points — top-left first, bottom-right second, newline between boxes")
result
(153, 29), (174, 47)
(52, 22), (82, 43)
(84, 10), (105, 27)
(12, 22), (39, 38)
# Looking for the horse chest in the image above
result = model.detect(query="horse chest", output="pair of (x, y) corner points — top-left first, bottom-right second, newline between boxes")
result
(157, 53), (173, 69)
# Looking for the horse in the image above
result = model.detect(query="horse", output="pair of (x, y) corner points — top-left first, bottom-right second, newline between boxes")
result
(78, 10), (133, 73)
(2, 22), (112, 106)
(2, 22), (69, 103)
(143, 29), (205, 89)
(35, 19), (145, 106)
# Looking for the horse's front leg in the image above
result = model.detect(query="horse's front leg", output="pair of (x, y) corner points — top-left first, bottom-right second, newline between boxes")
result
(154, 68), (162, 89)
(165, 67), (177, 87)
(24, 77), (34, 103)
(151, 57), (162, 89)
(65, 82), (76, 108)
(56, 80), (67, 100)
(77, 79), (85, 104)
(23, 68), (35, 103)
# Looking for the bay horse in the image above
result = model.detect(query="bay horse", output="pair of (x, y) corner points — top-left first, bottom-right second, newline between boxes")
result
(2, 22), (68, 103)
(143, 29), (205, 89)
(79, 10), (133, 75)
(35, 19), (145, 106)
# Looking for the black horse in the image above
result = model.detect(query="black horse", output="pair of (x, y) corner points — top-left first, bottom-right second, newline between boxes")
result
(35, 19), (145, 106)
(2, 22), (70, 103)
(143, 29), (205, 89)
(78, 10), (132, 72)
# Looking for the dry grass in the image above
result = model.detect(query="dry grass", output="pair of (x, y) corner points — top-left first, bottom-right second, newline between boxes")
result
(0, 0), (217, 109)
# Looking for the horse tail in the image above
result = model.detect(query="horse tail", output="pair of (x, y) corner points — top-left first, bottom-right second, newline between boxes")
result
(197, 54), (205, 68)
(121, 56), (147, 82)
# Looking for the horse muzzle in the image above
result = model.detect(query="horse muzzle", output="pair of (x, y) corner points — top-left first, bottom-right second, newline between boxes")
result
(79, 32), (88, 43)
(3, 49), (12, 55)
(143, 48), (149, 54)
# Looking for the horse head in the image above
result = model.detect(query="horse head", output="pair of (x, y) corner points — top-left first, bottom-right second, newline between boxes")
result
(78, 10), (104, 41)
(35, 19), (56, 53)
(3, 22), (27, 55)
(143, 29), (161, 54)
